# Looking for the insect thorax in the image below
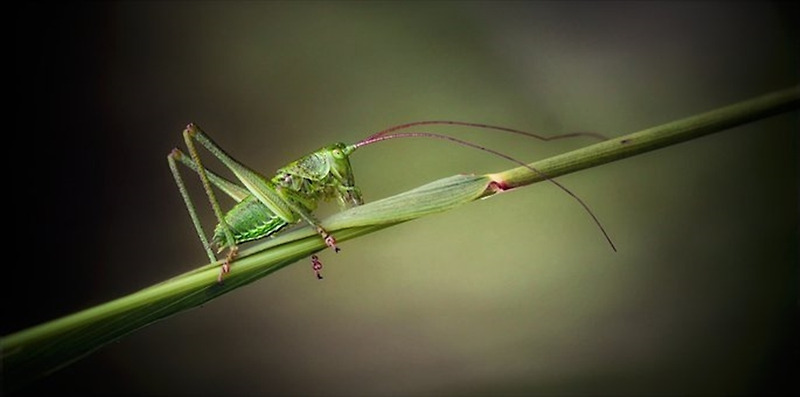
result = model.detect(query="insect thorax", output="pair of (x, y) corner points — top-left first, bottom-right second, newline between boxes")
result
(273, 143), (363, 208)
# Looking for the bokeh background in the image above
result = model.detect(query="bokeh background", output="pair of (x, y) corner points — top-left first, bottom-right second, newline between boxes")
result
(6, 2), (797, 395)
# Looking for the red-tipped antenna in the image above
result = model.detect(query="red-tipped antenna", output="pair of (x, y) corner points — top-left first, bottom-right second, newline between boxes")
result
(352, 123), (617, 252)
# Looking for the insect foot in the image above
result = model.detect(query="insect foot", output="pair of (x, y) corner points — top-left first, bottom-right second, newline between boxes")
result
(311, 255), (324, 280)
(217, 246), (239, 283)
(317, 227), (340, 253)
(327, 236), (340, 252)
(217, 263), (229, 283)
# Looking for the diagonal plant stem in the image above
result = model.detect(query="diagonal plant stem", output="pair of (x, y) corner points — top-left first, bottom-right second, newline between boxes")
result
(487, 85), (800, 189)
(1, 85), (798, 391)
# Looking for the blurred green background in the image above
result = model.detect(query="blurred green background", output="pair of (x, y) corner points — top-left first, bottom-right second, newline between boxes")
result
(7, 2), (797, 395)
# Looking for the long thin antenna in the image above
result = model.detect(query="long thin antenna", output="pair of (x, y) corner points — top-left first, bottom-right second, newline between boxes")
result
(353, 131), (617, 252)
(364, 120), (609, 142)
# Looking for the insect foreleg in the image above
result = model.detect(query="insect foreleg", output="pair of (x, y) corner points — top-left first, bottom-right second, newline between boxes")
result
(275, 185), (341, 252)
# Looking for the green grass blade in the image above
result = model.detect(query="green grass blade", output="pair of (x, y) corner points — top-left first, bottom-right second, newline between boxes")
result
(0, 174), (493, 391)
(2, 85), (798, 391)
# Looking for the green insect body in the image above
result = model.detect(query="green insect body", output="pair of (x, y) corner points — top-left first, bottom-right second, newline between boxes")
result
(210, 143), (363, 250)
(168, 124), (364, 281)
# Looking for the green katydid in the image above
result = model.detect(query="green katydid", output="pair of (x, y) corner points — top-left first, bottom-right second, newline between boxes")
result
(167, 121), (615, 282)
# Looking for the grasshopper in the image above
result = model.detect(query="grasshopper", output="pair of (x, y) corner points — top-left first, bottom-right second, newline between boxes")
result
(168, 121), (614, 282)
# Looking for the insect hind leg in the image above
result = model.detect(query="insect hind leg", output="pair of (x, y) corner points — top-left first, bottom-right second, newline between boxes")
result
(167, 149), (217, 264)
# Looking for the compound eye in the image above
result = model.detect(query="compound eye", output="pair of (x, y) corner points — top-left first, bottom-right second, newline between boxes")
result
(332, 149), (344, 158)
(282, 173), (292, 185)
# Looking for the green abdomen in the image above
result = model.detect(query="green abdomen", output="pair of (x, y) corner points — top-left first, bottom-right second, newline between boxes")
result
(212, 196), (289, 248)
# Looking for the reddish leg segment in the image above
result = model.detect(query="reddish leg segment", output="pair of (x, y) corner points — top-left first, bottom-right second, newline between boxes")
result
(311, 255), (324, 279)
(217, 246), (239, 283)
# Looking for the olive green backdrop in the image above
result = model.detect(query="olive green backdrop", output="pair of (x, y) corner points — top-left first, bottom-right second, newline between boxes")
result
(7, 2), (797, 395)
